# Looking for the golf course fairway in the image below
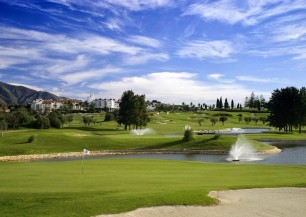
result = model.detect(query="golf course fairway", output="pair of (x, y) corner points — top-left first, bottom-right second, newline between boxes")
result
(1, 158), (306, 217)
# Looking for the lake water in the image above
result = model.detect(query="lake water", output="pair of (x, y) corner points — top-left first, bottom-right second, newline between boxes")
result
(44, 144), (306, 165)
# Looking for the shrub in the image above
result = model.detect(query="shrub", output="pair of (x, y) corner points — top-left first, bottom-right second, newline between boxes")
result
(28, 135), (37, 143)
(219, 116), (228, 125)
(244, 117), (252, 124)
(210, 117), (218, 125)
(104, 112), (115, 121)
(182, 125), (194, 141)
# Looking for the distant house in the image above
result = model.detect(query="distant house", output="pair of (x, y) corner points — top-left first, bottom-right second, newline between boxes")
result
(30, 98), (83, 113)
(146, 100), (161, 111)
(91, 98), (120, 112)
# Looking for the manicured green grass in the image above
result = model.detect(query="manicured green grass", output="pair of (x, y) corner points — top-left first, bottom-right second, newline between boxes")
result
(1, 159), (306, 217)
(1, 111), (304, 157)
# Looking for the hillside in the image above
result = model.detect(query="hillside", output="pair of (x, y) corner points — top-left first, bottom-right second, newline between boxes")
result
(0, 81), (61, 105)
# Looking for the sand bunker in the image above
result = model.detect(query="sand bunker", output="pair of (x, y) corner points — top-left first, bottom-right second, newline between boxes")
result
(96, 188), (306, 217)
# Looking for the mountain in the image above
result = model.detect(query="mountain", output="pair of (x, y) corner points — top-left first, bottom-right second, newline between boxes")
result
(0, 81), (62, 105)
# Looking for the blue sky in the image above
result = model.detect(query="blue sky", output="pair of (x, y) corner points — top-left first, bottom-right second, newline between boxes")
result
(0, 0), (306, 105)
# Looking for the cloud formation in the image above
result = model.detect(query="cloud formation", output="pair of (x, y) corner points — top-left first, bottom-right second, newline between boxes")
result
(89, 72), (255, 104)
(0, 0), (305, 103)
(184, 0), (306, 26)
(177, 40), (234, 60)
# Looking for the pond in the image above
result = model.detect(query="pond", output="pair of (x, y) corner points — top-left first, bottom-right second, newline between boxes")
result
(42, 143), (306, 165)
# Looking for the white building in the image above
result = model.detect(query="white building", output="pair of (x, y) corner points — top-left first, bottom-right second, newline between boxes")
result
(30, 98), (83, 113)
(91, 98), (120, 111)
(87, 92), (95, 103)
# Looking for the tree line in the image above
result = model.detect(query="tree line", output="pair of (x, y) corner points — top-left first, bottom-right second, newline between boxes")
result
(268, 87), (306, 133)
(0, 107), (74, 136)
(1, 87), (306, 134)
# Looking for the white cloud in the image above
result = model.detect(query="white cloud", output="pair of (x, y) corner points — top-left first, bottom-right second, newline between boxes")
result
(47, 0), (174, 12)
(177, 40), (234, 60)
(268, 23), (306, 42)
(124, 52), (169, 65)
(236, 75), (285, 83)
(207, 74), (224, 80)
(248, 44), (306, 60)
(183, 0), (306, 26)
(0, 26), (143, 58)
(105, 0), (174, 11)
(46, 35), (143, 55)
(0, 45), (41, 68)
(105, 18), (124, 31)
(8, 83), (44, 91)
(183, 0), (246, 25)
(89, 72), (254, 104)
(47, 55), (91, 74)
(60, 67), (122, 85)
(127, 35), (162, 48)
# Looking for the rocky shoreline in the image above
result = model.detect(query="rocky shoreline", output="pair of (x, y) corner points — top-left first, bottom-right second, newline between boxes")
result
(0, 147), (281, 162)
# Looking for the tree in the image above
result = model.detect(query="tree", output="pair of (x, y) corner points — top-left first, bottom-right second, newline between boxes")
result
(231, 99), (234, 109)
(48, 111), (62, 128)
(249, 92), (255, 108)
(5, 107), (31, 129)
(119, 90), (135, 130)
(210, 117), (218, 125)
(224, 98), (229, 109)
(268, 87), (301, 132)
(259, 116), (268, 124)
(34, 115), (50, 129)
(118, 90), (149, 130)
(88, 103), (96, 113)
(296, 87), (306, 133)
(133, 94), (149, 129)
(259, 95), (266, 110)
(216, 98), (220, 109)
(245, 92), (266, 111)
(252, 117), (259, 125)
(238, 114), (243, 123)
(58, 113), (66, 127)
(219, 116), (227, 125)
(197, 118), (204, 126)
(83, 116), (93, 126)
(219, 97), (223, 109)
(244, 117), (252, 124)
(66, 114), (74, 124)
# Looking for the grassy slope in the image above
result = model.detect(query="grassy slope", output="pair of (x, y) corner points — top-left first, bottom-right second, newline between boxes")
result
(1, 110), (304, 156)
(1, 159), (306, 217)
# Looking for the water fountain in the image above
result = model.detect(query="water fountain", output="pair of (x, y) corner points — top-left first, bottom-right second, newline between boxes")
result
(227, 135), (263, 162)
(131, 128), (154, 135)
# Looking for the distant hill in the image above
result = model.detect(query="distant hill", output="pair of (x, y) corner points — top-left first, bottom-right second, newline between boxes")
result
(0, 81), (62, 105)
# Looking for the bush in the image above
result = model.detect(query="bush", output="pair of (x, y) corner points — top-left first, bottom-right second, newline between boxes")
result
(35, 115), (50, 129)
(219, 116), (228, 125)
(28, 135), (37, 143)
(182, 125), (194, 141)
(210, 117), (218, 125)
(244, 117), (252, 124)
(104, 112), (115, 121)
